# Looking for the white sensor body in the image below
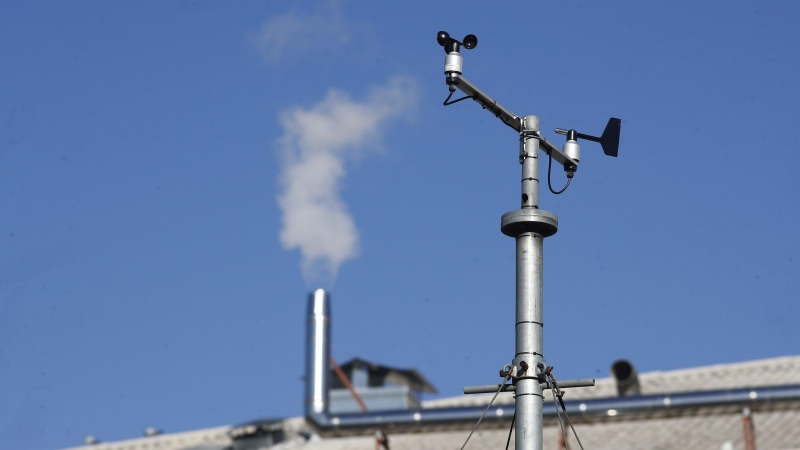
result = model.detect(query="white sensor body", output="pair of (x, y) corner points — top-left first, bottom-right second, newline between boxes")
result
(444, 52), (463, 75)
(564, 139), (580, 162)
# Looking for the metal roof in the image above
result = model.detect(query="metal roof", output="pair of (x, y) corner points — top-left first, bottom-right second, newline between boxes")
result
(423, 355), (800, 408)
(61, 355), (800, 450)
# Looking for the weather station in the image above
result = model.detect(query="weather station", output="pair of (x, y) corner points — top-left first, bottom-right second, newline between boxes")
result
(436, 31), (622, 450)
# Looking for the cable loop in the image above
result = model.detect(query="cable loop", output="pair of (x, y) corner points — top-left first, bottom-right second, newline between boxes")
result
(443, 90), (474, 106)
(548, 151), (572, 194)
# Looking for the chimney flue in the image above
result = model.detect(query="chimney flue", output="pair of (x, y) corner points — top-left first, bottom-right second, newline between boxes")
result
(611, 359), (641, 396)
(305, 289), (331, 417)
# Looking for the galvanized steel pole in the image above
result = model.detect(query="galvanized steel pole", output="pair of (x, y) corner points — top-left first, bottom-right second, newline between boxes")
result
(436, 34), (603, 450)
(514, 116), (546, 450)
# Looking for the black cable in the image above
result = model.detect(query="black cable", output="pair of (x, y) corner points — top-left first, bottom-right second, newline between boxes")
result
(504, 412), (516, 450)
(443, 90), (473, 106)
(547, 151), (572, 195)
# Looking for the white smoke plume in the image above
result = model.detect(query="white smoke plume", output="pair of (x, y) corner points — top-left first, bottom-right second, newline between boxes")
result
(254, 8), (348, 63)
(277, 77), (416, 282)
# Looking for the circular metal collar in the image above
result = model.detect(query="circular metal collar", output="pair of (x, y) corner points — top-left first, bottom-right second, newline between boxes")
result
(501, 209), (559, 238)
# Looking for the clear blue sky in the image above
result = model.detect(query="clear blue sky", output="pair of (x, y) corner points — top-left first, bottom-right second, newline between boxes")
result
(1, 1), (799, 449)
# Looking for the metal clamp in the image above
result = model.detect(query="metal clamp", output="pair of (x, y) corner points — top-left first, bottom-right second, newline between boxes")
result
(463, 378), (595, 395)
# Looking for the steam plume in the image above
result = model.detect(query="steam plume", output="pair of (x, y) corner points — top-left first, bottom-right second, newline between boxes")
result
(277, 77), (415, 282)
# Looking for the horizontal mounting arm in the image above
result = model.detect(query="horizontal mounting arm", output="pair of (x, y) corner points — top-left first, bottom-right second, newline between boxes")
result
(447, 75), (522, 132)
(446, 75), (578, 172)
(463, 378), (596, 394)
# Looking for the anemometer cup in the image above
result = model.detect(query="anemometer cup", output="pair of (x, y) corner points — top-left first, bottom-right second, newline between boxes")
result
(437, 31), (478, 54)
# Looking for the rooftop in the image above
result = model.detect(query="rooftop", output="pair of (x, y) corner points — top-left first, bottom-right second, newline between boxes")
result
(61, 355), (800, 450)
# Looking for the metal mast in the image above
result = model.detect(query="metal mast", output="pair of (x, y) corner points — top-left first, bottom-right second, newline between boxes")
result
(506, 115), (549, 450)
(437, 31), (620, 450)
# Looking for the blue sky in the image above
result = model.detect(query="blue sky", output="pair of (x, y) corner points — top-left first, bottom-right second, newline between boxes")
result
(1, 1), (799, 449)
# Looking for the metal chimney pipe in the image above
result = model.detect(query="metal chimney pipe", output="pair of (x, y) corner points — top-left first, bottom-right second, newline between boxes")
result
(305, 289), (331, 418)
(611, 359), (641, 396)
